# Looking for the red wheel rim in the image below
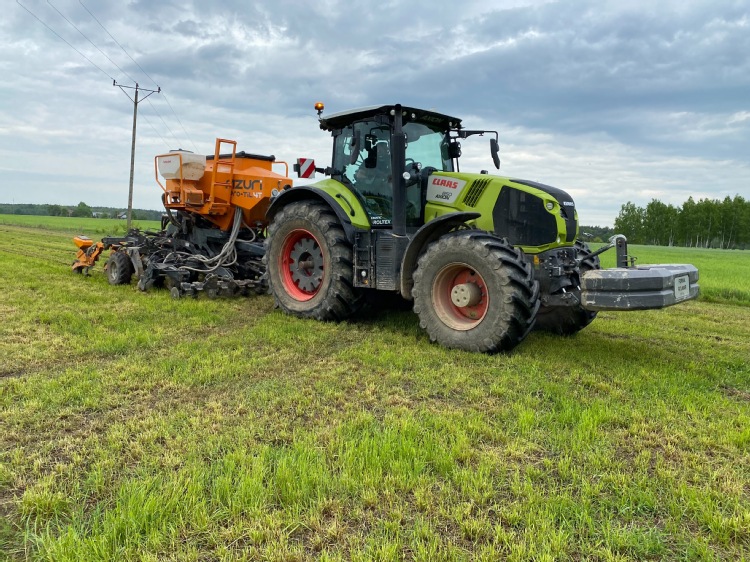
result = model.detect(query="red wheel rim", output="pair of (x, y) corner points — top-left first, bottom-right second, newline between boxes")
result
(432, 264), (489, 330)
(279, 229), (325, 301)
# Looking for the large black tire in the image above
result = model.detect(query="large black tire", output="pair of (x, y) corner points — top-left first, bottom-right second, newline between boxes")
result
(265, 201), (362, 321)
(535, 240), (601, 335)
(106, 251), (134, 286)
(412, 231), (539, 353)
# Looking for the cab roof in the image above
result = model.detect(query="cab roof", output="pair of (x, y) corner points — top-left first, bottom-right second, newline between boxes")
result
(318, 104), (463, 132)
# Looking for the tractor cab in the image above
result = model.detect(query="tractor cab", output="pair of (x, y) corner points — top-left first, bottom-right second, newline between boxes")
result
(318, 104), (497, 232)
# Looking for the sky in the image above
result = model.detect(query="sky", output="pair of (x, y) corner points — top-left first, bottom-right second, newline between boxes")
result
(1, 0), (748, 226)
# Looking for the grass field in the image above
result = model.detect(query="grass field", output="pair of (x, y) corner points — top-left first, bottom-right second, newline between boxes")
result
(0, 215), (161, 237)
(1, 215), (748, 561)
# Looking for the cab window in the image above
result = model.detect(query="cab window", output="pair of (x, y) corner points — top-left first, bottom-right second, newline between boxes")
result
(403, 122), (453, 172)
(333, 120), (393, 225)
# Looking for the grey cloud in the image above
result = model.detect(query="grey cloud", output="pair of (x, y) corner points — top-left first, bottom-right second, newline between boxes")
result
(2, 0), (748, 223)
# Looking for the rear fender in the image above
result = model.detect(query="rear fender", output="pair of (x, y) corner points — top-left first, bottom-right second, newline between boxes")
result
(400, 212), (481, 299)
(266, 185), (360, 242)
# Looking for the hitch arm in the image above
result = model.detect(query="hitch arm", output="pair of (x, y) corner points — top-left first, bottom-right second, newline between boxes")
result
(581, 234), (632, 268)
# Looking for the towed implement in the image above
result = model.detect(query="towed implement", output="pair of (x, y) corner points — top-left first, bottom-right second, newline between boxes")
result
(74, 103), (699, 352)
(73, 138), (292, 297)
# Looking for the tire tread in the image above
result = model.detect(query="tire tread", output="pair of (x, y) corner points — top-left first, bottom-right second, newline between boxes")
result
(413, 231), (539, 352)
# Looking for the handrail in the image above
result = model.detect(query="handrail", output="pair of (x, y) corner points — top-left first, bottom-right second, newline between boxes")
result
(154, 151), (184, 197)
(273, 160), (290, 177)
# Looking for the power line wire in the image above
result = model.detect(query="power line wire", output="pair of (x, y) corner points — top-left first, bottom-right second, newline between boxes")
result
(16, 0), (115, 81)
(19, 0), (170, 226)
(79, 0), (158, 88)
(146, 97), (181, 146)
(139, 111), (170, 147)
(162, 93), (199, 152)
(47, 0), (137, 85)
(22, 0), (198, 156)
(79, 0), (198, 152)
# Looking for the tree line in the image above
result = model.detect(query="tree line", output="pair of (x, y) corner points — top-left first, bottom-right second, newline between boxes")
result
(3, 197), (748, 249)
(0, 202), (162, 221)
(614, 195), (749, 249)
(579, 225), (616, 243)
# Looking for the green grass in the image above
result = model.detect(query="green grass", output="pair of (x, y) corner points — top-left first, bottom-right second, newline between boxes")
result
(0, 214), (161, 236)
(1, 224), (749, 561)
(596, 242), (750, 306)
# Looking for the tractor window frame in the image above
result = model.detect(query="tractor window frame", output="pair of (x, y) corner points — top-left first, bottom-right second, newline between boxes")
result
(332, 120), (394, 226)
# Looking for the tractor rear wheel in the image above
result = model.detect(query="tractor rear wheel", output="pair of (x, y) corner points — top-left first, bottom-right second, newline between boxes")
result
(106, 251), (134, 285)
(535, 240), (601, 335)
(413, 231), (539, 353)
(266, 201), (361, 321)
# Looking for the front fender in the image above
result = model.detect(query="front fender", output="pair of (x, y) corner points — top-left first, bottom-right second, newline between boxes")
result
(400, 212), (481, 299)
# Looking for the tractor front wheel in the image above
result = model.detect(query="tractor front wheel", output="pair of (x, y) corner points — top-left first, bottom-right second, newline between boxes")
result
(266, 201), (361, 321)
(413, 231), (539, 353)
(106, 251), (134, 285)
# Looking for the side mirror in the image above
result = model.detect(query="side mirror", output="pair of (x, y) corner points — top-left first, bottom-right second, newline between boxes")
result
(364, 141), (378, 169)
(350, 130), (361, 165)
(448, 141), (462, 159)
(490, 138), (500, 169)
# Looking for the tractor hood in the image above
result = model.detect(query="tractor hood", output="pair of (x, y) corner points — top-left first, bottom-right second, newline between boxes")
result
(508, 178), (578, 244)
(424, 172), (579, 251)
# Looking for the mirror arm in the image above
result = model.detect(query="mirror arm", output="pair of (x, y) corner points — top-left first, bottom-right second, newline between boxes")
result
(457, 129), (499, 139)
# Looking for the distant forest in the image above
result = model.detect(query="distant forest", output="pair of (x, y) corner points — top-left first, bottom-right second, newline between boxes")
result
(0, 202), (615, 241)
(0, 202), (162, 221)
(578, 225), (615, 242)
(2, 197), (747, 249)
(614, 195), (749, 249)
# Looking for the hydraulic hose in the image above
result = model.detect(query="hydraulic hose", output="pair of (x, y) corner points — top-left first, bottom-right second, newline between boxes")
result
(178, 207), (244, 274)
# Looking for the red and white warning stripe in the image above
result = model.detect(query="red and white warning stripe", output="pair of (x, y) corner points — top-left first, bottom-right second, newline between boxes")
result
(297, 158), (316, 179)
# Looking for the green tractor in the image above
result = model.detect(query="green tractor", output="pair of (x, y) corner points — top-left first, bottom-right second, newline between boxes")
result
(265, 103), (698, 352)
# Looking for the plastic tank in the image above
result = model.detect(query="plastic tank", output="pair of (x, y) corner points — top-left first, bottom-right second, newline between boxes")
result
(157, 150), (206, 181)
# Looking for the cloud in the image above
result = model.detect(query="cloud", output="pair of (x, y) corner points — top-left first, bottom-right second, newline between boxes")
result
(1, 0), (748, 226)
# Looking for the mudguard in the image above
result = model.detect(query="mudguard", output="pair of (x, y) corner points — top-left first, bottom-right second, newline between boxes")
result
(399, 212), (481, 299)
(266, 184), (364, 242)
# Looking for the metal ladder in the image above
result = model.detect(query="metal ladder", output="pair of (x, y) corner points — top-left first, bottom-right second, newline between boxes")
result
(207, 138), (236, 215)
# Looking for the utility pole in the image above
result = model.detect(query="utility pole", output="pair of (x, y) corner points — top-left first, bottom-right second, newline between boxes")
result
(114, 81), (160, 229)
